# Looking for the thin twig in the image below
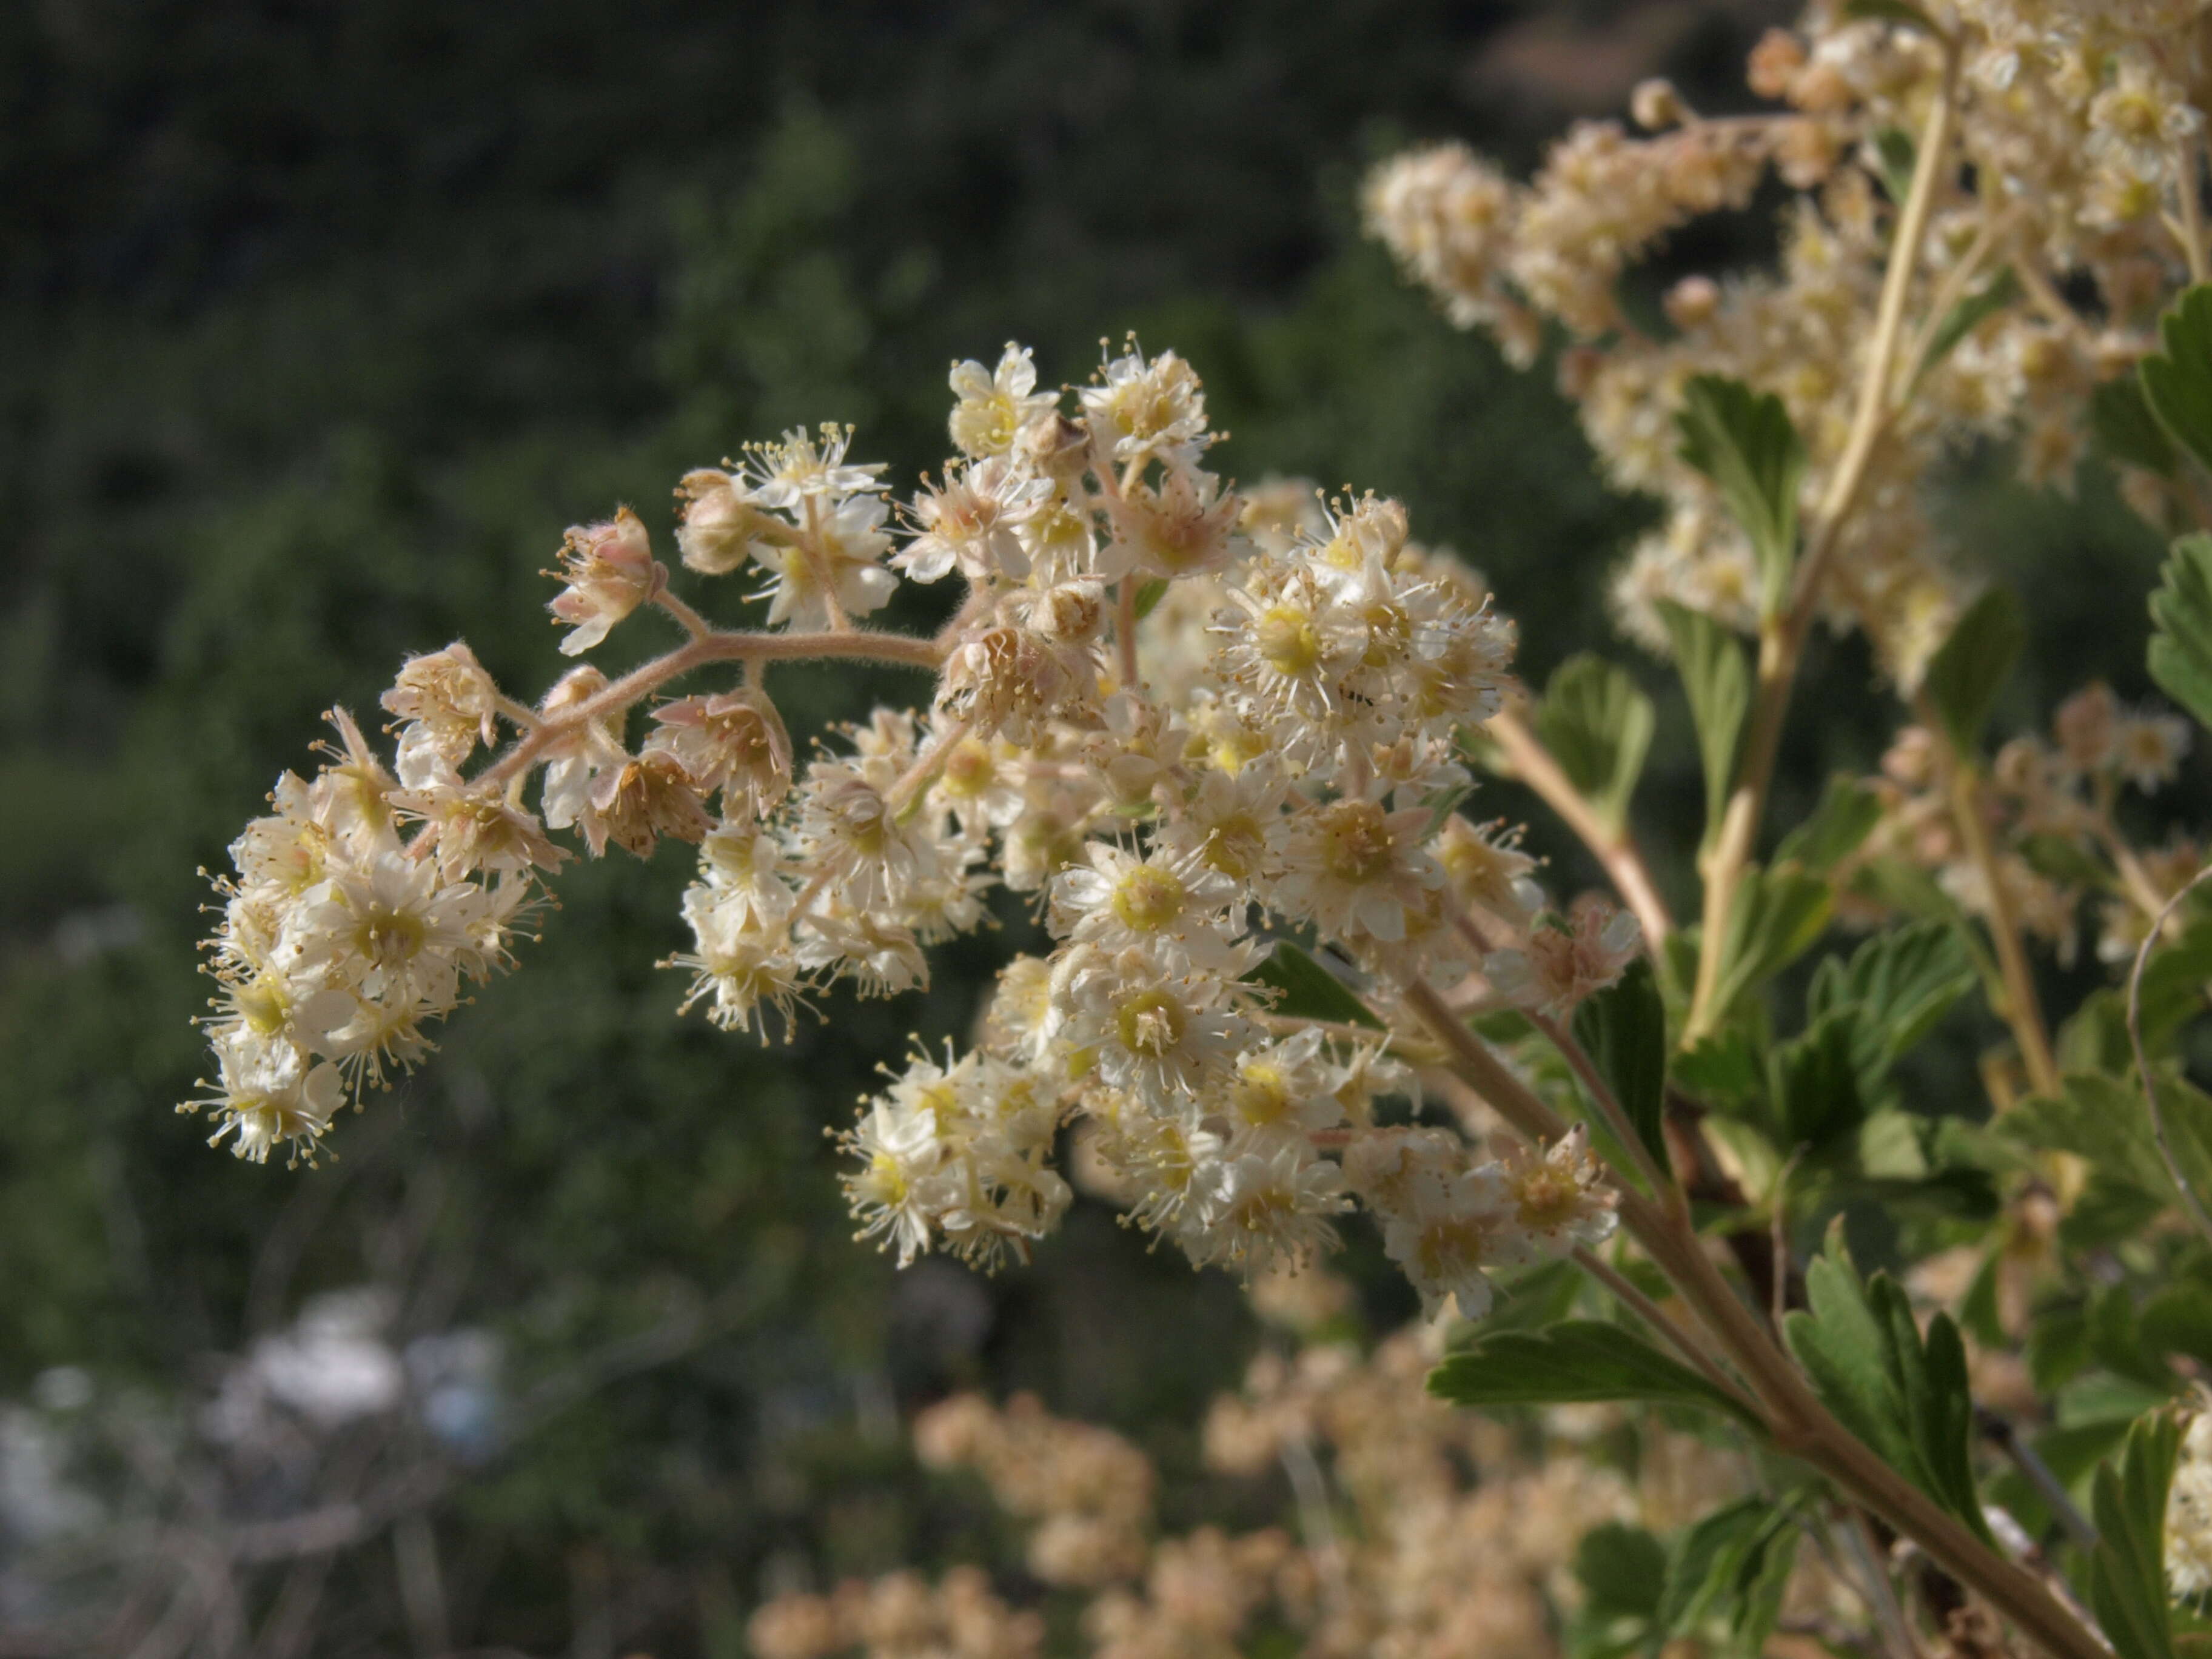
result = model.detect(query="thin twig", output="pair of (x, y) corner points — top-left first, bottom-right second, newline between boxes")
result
(1486, 705), (1675, 947)
(1572, 1244), (1761, 1416)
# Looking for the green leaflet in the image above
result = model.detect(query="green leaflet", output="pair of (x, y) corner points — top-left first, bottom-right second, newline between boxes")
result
(2148, 533), (2212, 732)
(1709, 863), (1833, 1017)
(1913, 267), (2020, 389)
(1657, 600), (1750, 852)
(1804, 919), (1976, 1094)
(1535, 654), (1655, 834)
(2095, 376), (2180, 477)
(1244, 941), (1386, 1030)
(1675, 376), (1805, 617)
(2002, 1071), (2212, 1212)
(1654, 1498), (1803, 1659)
(1922, 586), (2025, 759)
(2140, 284), (2212, 477)
(1774, 775), (1882, 874)
(1131, 577), (1170, 620)
(1840, 0), (1939, 29)
(1428, 1319), (1765, 1431)
(2088, 1412), (2184, 1659)
(1570, 957), (1670, 1173)
(1781, 1225), (1994, 1544)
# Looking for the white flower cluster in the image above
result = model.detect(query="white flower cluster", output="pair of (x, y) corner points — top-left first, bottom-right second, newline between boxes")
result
(190, 336), (1633, 1312)
(1364, 2), (2212, 681)
(187, 704), (543, 1164)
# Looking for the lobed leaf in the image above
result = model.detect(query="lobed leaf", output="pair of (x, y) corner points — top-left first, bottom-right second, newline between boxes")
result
(1570, 957), (1671, 1173)
(1710, 863), (1833, 1017)
(1658, 600), (1751, 851)
(2088, 1412), (2184, 1659)
(2141, 284), (2212, 478)
(1675, 376), (1805, 616)
(2148, 533), (2212, 732)
(1922, 586), (2025, 759)
(1535, 654), (1655, 833)
(1428, 1319), (1765, 1430)
(1245, 942), (1386, 1030)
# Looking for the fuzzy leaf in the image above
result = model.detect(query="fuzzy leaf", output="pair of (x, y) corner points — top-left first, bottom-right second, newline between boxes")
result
(2088, 1412), (2183, 1659)
(1676, 376), (1805, 615)
(1572, 957), (1670, 1171)
(1783, 1225), (1994, 1543)
(1914, 267), (2020, 387)
(1842, 0), (1939, 28)
(2141, 285), (2212, 477)
(2148, 534), (2212, 732)
(1711, 864), (1834, 1016)
(1246, 942), (1385, 1030)
(1774, 775), (1882, 874)
(1658, 600), (1751, 850)
(1656, 1498), (1803, 1658)
(1131, 577), (1170, 621)
(1535, 654), (1655, 833)
(1805, 920), (1976, 1089)
(1769, 1008), (1866, 1150)
(1922, 586), (2025, 759)
(1429, 1320), (1765, 1430)
(2003, 1071), (2212, 1211)
(2096, 377), (2180, 477)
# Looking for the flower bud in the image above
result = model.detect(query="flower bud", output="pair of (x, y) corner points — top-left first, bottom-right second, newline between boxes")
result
(1631, 78), (1684, 131)
(547, 506), (657, 655)
(675, 469), (788, 575)
(1662, 275), (1721, 330)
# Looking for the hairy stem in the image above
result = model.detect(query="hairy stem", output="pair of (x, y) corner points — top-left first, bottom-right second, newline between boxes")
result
(1685, 47), (1960, 1042)
(1935, 738), (2060, 1098)
(1486, 705), (1675, 946)
(473, 626), (943, 794)
(1401, 979), (2107, 1659)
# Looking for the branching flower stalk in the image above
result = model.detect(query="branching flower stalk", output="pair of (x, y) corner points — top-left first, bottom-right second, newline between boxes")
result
(186, 5), (2212, 1657)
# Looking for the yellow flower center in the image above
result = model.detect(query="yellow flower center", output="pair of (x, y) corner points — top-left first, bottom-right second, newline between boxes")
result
(1256, 606), (1322, 677)
(1111, 865), (1186, 931)
(1116, 989), (1188, 1057)
(1234, 1064), (1292, 1125)
(1319, 800), (1393, 884)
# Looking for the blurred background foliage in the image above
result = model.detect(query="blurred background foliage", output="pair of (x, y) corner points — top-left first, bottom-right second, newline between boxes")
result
(0, 0), (2185, 1652)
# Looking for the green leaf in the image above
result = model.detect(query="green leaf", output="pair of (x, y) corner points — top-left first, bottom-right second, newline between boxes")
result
(1658, 600), (1751, 850)
(1245, 942), (1385, 1030)
(1782, 1225), (1994, 1543)
(1805, 919), (1976, 1088)
(1428, 1320), (1765, 1430)
(1571, 957), (1670, 1172)
(1676, 376), (1805, 615)
(1711, 864), (1834, 1016)
(2148, 533), (2212, 732)
(1478, 1258), (1586, 1335)
(1655, 1498), (1803, 1658)
(1769, 1008), (1866, 1150)
(2003, 1071), (2212, 1210)
(2140, 284), (2212, 477)
(1535, 654), (1655, 833)
(1774, 775), (1882, 874)
(2136, 911), (2212, 1050)
(1913, 267), (2020, 387)
(1842, 0), (1938, 28)
(1576, 1523), (1669, 1623)
(1922, 586), (2025, 758)
(2095, 377), (2180, 477)
(1874, 128), (1917, 205)
(1131, 577), (1170, 621)
(2088, 1412), (2183, 1659)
